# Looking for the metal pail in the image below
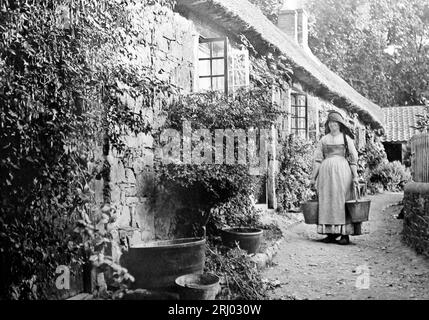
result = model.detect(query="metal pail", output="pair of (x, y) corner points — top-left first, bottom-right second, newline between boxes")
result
(302, 200), (319, 224)
(346, 186), (371, 223)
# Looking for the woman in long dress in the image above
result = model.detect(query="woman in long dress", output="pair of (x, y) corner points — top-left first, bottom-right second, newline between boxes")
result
(310, 111), (362, 245)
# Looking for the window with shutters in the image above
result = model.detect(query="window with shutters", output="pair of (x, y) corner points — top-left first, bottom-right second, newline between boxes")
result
(290, 93), (308, 138)
(198, 37), (249, 94)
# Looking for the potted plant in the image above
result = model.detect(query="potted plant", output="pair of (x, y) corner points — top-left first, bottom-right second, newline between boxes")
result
(220, 227), (263, 254)
(209, 194), (264, 254)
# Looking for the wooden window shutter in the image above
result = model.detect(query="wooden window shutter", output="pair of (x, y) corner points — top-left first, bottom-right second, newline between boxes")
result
(228, 45), (250, 93)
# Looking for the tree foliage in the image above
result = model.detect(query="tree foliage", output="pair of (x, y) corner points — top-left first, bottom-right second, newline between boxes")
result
(248, 0), (284, 24)
(305, 0), (429, 106)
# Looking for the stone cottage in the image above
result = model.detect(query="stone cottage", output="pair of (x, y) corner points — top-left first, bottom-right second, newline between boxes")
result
(92, 0), (385, 244)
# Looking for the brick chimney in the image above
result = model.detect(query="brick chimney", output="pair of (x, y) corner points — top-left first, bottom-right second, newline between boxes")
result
(278, 6), (309, 49)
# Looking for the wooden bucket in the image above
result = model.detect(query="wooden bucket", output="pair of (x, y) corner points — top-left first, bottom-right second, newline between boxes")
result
(346, 186), (371, 223)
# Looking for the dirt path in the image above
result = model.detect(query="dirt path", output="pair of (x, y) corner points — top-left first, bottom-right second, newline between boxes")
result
(263, 192), (429, 300)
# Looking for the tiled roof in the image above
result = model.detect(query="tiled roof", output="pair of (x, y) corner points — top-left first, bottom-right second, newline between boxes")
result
(177, 0), (384, 129)
(382, 106), (427, 142)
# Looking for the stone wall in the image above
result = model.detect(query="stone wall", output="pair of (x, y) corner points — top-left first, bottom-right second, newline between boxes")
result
(403, 182), (429, 257)
(116, 6), (196, 242)
(87, 4), (198, 245)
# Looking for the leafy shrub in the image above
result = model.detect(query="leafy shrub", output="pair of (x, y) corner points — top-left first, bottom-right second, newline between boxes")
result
(357, 131), (391, 194)
(205, 244), (268, 300)
(276, 134), (316, 212)
(154, 89), (283, 236)
(357, 129), (411, 193)
(368, 160), (412, 192)
(161, 89), (282, 131)
(154, 163), (262, 237)
(155, 163), (257, 209)
(358, 133), (388, 175)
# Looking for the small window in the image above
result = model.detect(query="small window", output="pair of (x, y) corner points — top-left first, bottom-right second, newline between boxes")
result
(198, 37), (228, 94)
(291, 93), (307, 138)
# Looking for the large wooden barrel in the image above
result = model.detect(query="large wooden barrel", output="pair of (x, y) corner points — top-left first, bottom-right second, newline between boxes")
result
(410, 133), (429, 182)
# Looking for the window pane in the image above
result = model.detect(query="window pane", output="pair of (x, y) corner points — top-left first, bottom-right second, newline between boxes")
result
(199, 59), (211, 76)
(228, 53), (233, 67)
(234, 70), (246, 87)
(292, 107), (301, 117)
(199, 42), (210, 59)
(297, 95), (306, 106)
(234, 52), (246, 68)
(199, 77), (211, 91)
(213, 76), (225, 92)
(228, 70), (234, 92)
(212, 41), (224, 57)
(291, 95), (297, 106)
(293, 107), (298, 117)
(298, 118), (306, 129)
(212, 58), (224, 76)
(297, 106), (306, 117)
(291, 107), (297, 117)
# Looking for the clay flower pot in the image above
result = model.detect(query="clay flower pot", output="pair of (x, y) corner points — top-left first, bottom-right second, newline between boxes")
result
(220, 227), (263, 254)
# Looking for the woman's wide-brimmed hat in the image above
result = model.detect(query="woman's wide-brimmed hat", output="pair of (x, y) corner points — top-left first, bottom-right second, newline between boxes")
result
(325, 111), (355, 139)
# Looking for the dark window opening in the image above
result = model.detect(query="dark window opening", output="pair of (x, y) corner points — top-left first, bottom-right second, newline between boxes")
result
(383, 142), (403, 163)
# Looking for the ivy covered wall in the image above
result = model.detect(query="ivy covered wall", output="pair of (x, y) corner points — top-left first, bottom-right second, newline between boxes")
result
(99, 3), (199, 243)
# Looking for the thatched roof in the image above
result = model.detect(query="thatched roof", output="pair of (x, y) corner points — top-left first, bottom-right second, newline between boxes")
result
(176, 0), (384, 130)
(382, 105), (426, 143)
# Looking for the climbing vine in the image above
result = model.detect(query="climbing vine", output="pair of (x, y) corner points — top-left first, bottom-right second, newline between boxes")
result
(276, 134), (316, 212)
(0, 0), (176, 299)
